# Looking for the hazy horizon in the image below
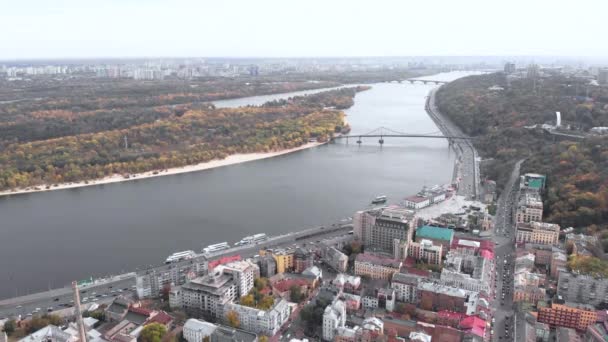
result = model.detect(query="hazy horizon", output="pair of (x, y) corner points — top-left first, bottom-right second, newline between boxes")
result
(2, 0), (607, 60)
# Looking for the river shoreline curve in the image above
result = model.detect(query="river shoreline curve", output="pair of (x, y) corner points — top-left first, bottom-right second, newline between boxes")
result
(0, 141), (326, 198)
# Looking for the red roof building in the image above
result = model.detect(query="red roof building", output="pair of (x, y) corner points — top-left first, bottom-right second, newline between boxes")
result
(459, 316), (487, 338)
(146, 311), (173, 327)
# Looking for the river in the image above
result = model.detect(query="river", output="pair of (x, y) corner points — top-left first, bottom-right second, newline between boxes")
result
(0, 71), (472, 299)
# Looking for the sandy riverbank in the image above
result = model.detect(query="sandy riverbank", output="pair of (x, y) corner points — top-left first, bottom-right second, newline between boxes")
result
(0, 141), (326, 197)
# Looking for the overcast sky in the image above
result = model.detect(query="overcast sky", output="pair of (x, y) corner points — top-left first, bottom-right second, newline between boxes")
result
(1, 0), (606, 60)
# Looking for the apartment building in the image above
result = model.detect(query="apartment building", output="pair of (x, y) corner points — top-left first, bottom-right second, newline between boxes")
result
(171, 272), (237, 320)
(136, 258), (208, 298)
(537, 303), (597, 331)
(260, 249), (294, 274)
(439, 251), (493, 295)
(415, 226), (454, 258)
(216, 260), (259, 298)
(323, 299), (347, 341)
(391, 272), (427, 303)
(367, 208), (415, 254)
(354, 253), (402, 280)
(223, 298), (290, 336)
(408, 239), (443, 265)
(516, 221), (560, 246)
(558, 271), (608, 306)
(516, 192), (543, 223)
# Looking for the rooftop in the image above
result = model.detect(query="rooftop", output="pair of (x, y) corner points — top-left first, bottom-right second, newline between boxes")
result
(273, 278), (310, 293)
(405, 195), (429, 203)
(183, 319), (217, 336)
(392, 272), (427, 285)
(417, 281), (473, 298)
(213, 325), (257, 342)
(18, 325), (73, 342)
(356, 253), (402, 268)
(527, 179), (544, 190)
(146, 312), (173, 326)
(183, 273), (234, 294)
(416, 225), (454, 242)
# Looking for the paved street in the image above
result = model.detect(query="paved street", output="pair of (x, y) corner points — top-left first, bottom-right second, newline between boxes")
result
(0, 223), (353, 319)
(491, 159), (524, 341)
(426, 88), (478, 200)
(0, 278), (136, 320)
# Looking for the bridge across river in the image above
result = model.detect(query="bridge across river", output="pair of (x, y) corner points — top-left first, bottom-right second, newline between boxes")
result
(405, 79), (448, 85)
(333, 126), (473, 145)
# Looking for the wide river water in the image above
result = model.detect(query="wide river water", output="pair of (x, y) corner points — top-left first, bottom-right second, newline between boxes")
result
(0, 71), (472, 299)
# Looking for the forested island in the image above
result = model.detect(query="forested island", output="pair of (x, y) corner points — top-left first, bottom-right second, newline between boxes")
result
(0, 86), (370, 192)
(436, 73), (608, 244)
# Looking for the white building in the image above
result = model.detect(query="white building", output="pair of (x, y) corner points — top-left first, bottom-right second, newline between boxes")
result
(183, 319), (217, 342)
(558, 271), (608, 305)
(136, 259), (207, 298)
(404, 196), (431, 210)
(223, 298), (290, 336)
(391, 272), (426, 303)
(516, 192), (543, 224)
(439, 251), (493, 295)
(322, 299), (346, 341)
(362, 295), (378, 310)
(173, 272), (237, 319)
(408, 239), (443, 265)
(362, 317), (383, 334)
(216, 260), (259, 298)
(18, 325), (76, 342)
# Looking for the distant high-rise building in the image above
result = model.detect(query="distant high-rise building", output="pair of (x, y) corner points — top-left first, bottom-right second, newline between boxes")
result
(504, 62), (516, 74)
(527, 64), (540, 79)
(248, 65), (259, 76)
(367, 208), (416, 254)
(598, 69), (608, 85)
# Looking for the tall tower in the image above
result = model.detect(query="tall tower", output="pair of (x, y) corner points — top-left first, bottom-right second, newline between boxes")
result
(72, 281), (87, 342)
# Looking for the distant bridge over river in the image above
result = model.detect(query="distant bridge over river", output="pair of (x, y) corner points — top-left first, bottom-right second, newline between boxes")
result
(333, 126), (473, 146)
(404, 79), (448, 85)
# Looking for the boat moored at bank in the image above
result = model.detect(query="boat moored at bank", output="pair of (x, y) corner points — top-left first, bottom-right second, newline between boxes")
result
(165, 250), (196, 264)
(202, 242), (230, 254)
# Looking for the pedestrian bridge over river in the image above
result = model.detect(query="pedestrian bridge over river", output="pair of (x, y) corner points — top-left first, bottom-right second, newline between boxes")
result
(333, 126), (473, 146)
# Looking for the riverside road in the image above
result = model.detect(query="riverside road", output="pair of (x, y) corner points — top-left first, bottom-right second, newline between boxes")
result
(0, 223), (352, 319)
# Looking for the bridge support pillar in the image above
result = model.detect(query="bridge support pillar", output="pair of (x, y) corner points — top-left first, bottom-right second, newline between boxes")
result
(379, 136), (384, 147)
(357, 137), (362, 146)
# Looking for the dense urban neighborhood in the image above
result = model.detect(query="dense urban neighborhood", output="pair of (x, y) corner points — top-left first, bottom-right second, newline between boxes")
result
(2, 59), (608, 342)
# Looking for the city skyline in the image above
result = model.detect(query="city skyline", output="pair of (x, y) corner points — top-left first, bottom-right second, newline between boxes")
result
(2, 0), (607, 60)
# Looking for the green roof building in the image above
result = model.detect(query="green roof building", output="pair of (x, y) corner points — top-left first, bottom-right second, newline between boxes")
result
(415, 225), (454, 244)
(523, 173), (546, 190)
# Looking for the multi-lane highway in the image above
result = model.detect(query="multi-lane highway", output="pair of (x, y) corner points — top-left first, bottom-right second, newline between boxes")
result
(426, 88), (479, 200)
(0, 223), (353, 319)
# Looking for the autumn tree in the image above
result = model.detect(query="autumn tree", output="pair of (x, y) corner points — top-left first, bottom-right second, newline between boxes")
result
(2, 319), (16, 335)
(226, 310), (240, 328)
(139, 323), (167, 342)
(290, 285), (304, 303)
